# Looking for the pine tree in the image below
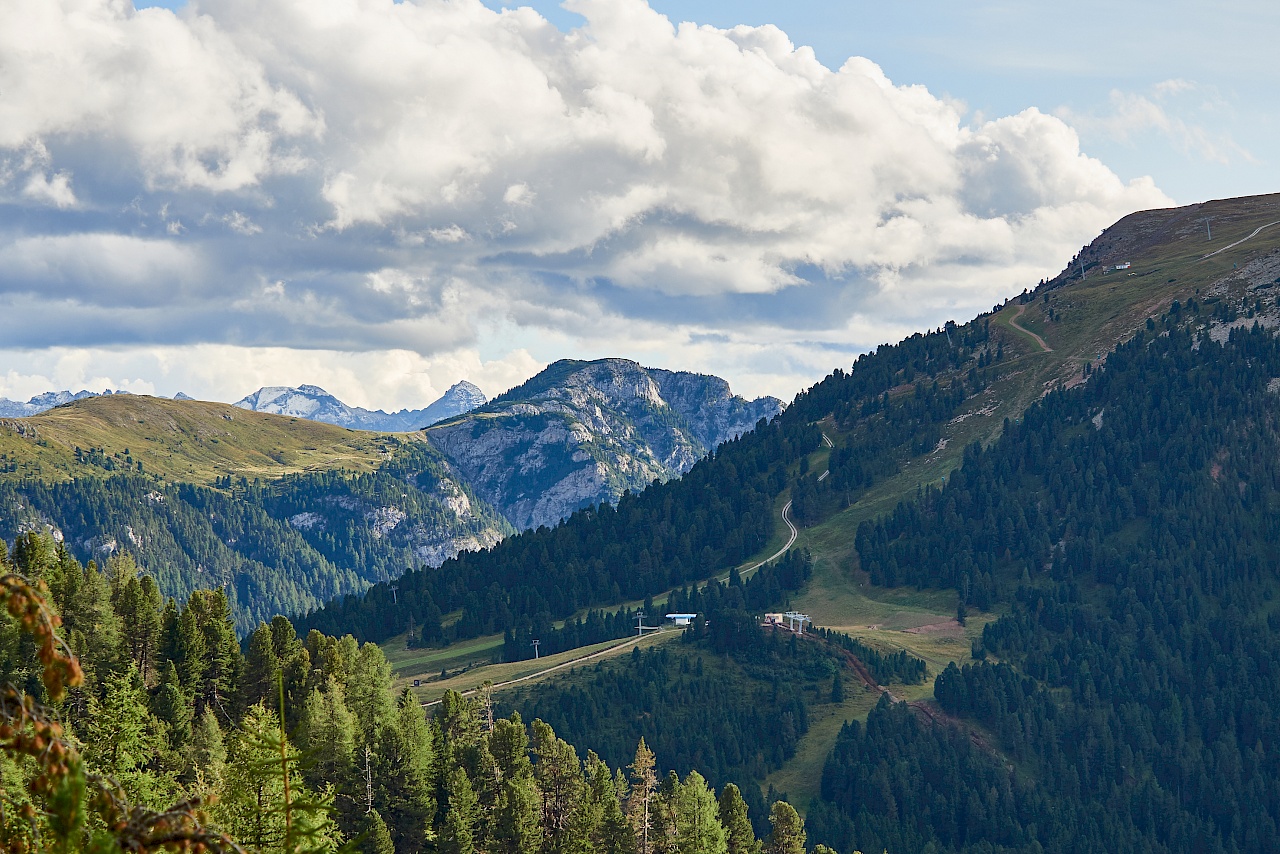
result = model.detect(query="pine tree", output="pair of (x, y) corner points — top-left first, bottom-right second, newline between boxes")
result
(153, 660), (193, 751)
(489, 715), (541, 854)
(442, 767), (479, 854)
(175, 605), (208, 702)
(358, 809), (396, 854)
(532, 718), (585, 853)
(717, 784), (756, 854)
(346, 641), (396, 743)
(112, 561), (163, 683)
(373, 690), (437, 854)
(829, 673), (845, 704)
(244, 623), (283, 711)
(296, 678), (357, 793)
(188, 706), (227, 792)
(672, 771), (726, 854)
(650, 772), (680, 854)
(592, 759), (636, 854)
(83, 665), (173, 805)
(60, 554), (121, 684)
(434, 691), (482, 815)
(214, 702), (340, 854)
(189, 589), (242, 722)
(764, 803), (804, 854)
(627, 739), (658, 854)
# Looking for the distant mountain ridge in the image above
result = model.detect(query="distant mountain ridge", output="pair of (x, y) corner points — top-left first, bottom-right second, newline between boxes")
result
(234, 380), (487, 431)
(0, 389), (131, 417)
(426, 358), (783, 530)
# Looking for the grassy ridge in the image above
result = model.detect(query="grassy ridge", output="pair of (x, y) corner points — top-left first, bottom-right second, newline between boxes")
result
(0, 394), (400, 485)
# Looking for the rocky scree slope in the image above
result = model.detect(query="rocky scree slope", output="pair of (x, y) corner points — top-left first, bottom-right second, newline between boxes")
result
(235, 380), (487, 432)
(424, 358), (782, 530)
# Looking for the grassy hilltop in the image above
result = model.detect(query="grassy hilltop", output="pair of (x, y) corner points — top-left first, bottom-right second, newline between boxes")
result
(0, 394), (399, 485)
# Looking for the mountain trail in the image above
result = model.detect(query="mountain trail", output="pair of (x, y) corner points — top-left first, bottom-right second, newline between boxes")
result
(1008, 303), (1053, 353)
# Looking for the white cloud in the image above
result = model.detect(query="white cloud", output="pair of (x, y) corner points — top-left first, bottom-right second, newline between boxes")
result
(21, 170), (77, 208)
(0, 0), (1172, 403)
(1058, 81), (1256, 167)
(220, 210), (262, 235)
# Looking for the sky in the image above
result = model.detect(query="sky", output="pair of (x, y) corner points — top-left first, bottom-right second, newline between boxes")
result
(1, 0), (1274, 410)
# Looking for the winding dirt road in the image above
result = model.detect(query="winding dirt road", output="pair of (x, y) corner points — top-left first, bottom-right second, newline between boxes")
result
(1202, 220), (1280, 259)
(421, 499), (801, 707)
(1009, 303), (1052, 352)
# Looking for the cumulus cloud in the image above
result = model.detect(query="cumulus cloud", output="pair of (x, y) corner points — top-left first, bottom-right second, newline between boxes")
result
(0, 0), (1170, 403)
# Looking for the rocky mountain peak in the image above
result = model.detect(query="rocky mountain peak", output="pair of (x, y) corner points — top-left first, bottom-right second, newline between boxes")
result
(426, 358), (782, 530)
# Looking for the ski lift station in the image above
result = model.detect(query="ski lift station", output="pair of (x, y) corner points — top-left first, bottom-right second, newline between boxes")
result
(763, 612), (811, 634)
(666, 613), (698, 626)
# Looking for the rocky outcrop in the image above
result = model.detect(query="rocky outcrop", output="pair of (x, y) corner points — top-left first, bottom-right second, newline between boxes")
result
(425, 359), (782, 530)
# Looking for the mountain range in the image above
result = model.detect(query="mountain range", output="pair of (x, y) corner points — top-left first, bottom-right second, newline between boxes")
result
(233, 380), (488, 431)
(0, 358), (777, 629)
(0, 388), (132, 417)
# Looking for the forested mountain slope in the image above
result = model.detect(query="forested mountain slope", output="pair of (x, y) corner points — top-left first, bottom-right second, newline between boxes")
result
(0, 535), (811, 854)
(806, 317), (1280, 853)
(358, 194), (1280, 853)
(0, 398), (511, 632)
(322, 194), (1280, 661)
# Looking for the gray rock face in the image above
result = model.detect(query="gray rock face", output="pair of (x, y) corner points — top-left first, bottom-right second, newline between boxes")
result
(0, 389), (129, 418)
(417, 381), (487, 427)
(233, 381), (488, 432)
(425, 358), (782, 530)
